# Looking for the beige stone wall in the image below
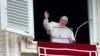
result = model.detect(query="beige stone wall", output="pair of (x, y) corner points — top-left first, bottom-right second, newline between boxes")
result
(5, 32), (37, 56)
(21, 53), (37, 56)
(97, 0), (100, 44)
(97, 0), (100, 56)
(5, 32), (20, 56)
(0, 12), (6, 56)
(0, 30), (6, 56)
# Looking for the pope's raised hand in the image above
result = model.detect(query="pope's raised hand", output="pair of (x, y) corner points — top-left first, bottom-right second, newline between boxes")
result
(44, 11), (49, 19)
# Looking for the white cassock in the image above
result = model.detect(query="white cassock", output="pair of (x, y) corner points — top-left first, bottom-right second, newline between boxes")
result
(43, 19), (75, 43)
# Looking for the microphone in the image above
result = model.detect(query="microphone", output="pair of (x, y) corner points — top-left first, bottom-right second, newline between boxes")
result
(74, 19), (92, 43)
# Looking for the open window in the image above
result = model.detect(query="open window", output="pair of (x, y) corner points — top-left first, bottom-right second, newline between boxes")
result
(0, 0), (34, 38)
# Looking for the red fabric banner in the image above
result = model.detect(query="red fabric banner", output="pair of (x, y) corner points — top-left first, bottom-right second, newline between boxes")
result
(37, 41), (97, 56)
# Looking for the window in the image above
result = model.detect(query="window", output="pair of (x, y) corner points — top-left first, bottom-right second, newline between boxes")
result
(0, 0), (34, 38)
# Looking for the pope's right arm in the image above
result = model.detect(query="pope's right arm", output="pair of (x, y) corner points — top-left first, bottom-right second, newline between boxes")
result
(43, 19), (50, 31)
(43, 11), (51, 34)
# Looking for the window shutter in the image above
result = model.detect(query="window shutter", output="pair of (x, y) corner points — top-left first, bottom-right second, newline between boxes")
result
(1, 0), (34, 37)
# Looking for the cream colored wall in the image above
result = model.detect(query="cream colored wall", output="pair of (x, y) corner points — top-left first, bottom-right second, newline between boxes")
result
(5, 32), (20, 56)
(96, 0), (100, 56)
(97, 0), (100, 44)
(21, 53), (37, 56)
(0, 18), (6, 56)
(5, 32), (37, 56)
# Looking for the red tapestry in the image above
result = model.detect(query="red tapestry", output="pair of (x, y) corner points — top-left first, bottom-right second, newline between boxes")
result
(37, 41), (97, 56)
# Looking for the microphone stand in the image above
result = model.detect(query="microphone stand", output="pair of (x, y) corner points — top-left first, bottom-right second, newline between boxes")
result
(74, 19), (92, 43)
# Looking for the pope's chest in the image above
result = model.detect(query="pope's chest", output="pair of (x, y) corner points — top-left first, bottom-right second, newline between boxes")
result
(51, 27), (70, 38)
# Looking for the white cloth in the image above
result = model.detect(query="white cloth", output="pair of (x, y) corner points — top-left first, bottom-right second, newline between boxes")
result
(43, 19), (75, 43)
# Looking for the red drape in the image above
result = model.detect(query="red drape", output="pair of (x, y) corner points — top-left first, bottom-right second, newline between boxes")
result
(37, 41), (97, 56)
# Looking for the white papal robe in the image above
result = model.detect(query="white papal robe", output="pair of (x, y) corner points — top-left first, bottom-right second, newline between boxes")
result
(43, 19), (75, 43)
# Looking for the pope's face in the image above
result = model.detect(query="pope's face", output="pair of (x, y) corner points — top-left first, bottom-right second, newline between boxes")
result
(59, 16), (68, 26)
